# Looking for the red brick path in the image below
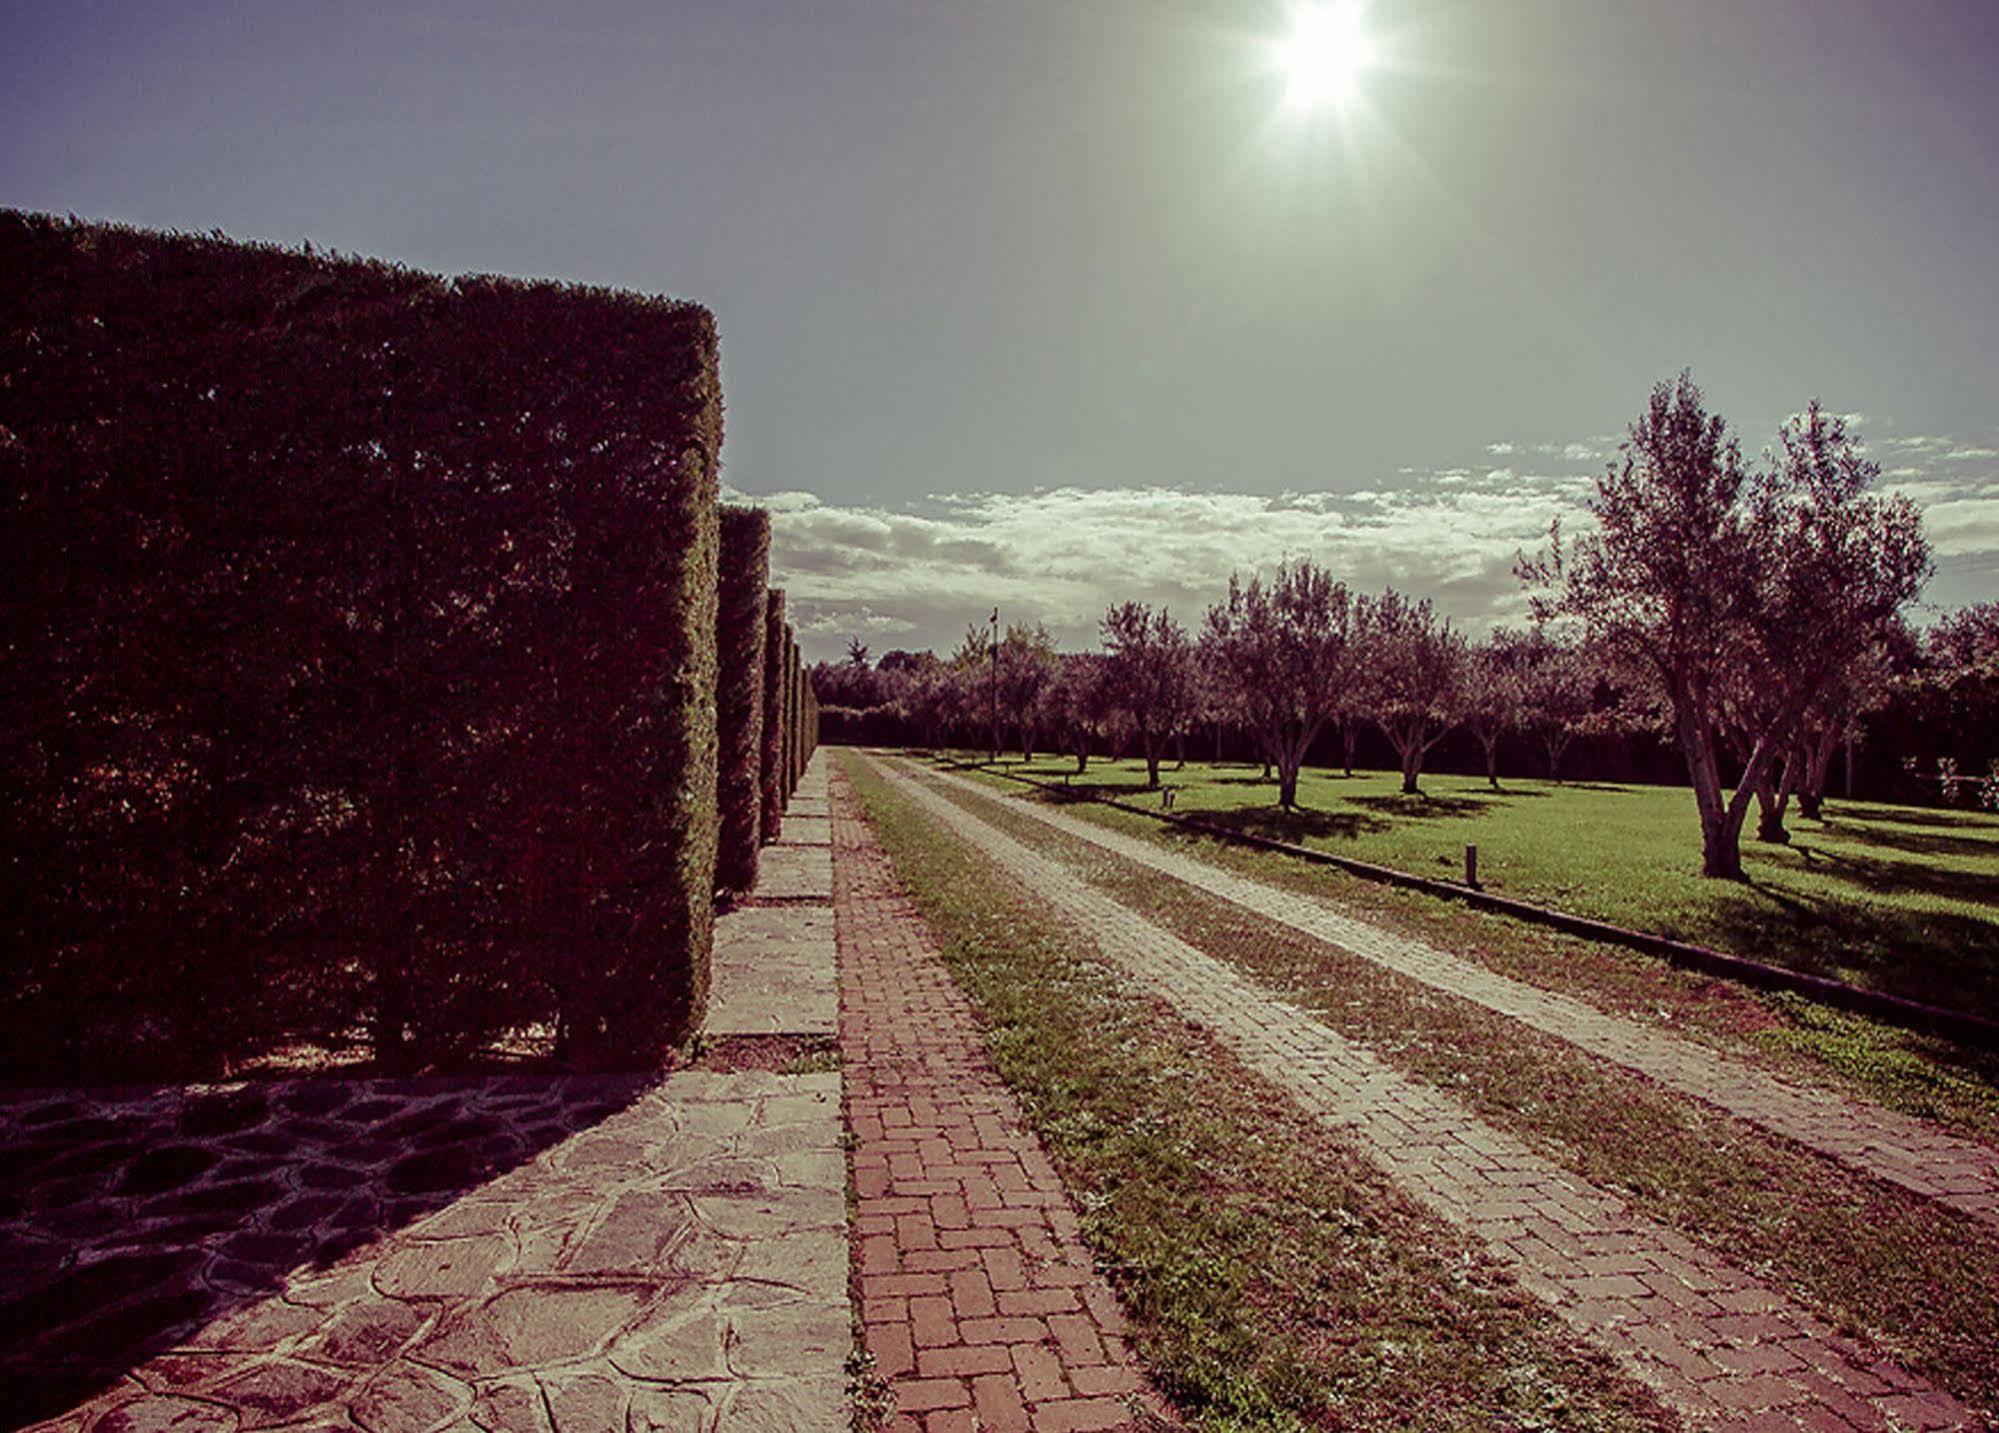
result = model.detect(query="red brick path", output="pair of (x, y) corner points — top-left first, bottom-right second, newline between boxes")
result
(832, 767), (1169, 1432)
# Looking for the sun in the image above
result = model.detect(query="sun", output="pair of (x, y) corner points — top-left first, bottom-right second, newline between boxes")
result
(1276, 2), (1376, 112)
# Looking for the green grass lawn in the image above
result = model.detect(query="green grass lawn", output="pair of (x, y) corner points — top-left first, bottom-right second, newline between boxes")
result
(949, 754), (1999, 1022)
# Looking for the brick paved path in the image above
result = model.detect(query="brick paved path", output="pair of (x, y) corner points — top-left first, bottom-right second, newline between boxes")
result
(832, 767), (1169, 1432)
(873, 756), (1980, 1430)
(918, 762), (1999, 1235)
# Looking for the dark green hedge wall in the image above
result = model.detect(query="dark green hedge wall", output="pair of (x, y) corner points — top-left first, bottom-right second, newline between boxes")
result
(0, 211), (721, 1079)
(761, 591), (788, 843)
(786, 630), (803, 794)
(715, 506), (771, 897)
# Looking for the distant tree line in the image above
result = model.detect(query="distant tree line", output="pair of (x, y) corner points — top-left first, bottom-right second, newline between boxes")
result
(815, 374), (1989, 880)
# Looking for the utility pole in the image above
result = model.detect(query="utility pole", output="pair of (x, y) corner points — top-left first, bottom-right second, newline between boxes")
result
(989, 607), (1000, 764)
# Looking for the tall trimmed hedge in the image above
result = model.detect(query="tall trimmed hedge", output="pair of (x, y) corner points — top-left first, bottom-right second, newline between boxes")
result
(761, 590), (788, 844)
(786, 630), (803, 794)
(715, 507), (770, 897)
(0, 211), (721, 1079)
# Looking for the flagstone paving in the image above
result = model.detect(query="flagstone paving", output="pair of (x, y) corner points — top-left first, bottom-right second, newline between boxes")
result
(6, 750), (851, 1433)
(5, 1070), (847, 1432)
(756, 844), (836, 903)
(917, 761), (1999, 1234)
(708, 905), (840, 1039)
(833, 767), (1170, 1433)
(709, 754), (840, 1039)
(873, 754), (1980, 1430)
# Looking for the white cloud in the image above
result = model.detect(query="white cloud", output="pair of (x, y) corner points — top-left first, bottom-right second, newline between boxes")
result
(741, 429), (1999, 662)
(1922, 498), (1999, 558)
(752, 477), (1577, 659)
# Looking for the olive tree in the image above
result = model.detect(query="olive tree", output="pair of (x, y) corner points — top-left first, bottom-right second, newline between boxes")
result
(1526, 376), (1928, 878)
(1360, 589), (1470, 795)
(1101, 601), (1198, 789)
(1203, 561), (1355, 810)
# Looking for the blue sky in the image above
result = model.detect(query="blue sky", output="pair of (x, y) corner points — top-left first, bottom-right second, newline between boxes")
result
(5, 0), (1994, 656)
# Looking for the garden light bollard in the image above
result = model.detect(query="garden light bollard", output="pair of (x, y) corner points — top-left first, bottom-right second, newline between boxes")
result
(1465, 843), (1480, 890)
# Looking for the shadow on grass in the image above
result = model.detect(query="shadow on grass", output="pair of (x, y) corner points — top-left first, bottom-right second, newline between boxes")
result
(1832, 805), (1997, 833)
(1814, 821), (1999, 865)
(1347, 793), (1502, 820)
(1707, 881), (1999, 1023)
(0, 1071), (654, 1423)
(1181, 804), (1393, 844)
(1793, 845), (1999, 909)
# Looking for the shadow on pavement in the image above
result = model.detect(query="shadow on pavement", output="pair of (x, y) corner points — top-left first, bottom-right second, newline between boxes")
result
(0, 1071), (653, 1424)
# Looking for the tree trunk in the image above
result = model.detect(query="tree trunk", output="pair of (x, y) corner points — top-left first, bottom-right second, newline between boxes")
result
(1075, 745), (1088, 774)
(1278, 757), (1302, 809)
(1138, 723), (1161, 789)
(1680, 711), (1742, 879)
(1698, 801), (1743, 879)
(1754, 777), (1788, 843)
(1274, 720), (1322, 809)
(1400, 742), (1422, 795)
(1798, 726), (1839, 819)
(1173, 729), (1186, 771)
(1681, 709), (1775, 880)
(1480, 732), (1501, 791)
(1544, 730), (1572, 782)
(1342, 721), (1358, 777)
(1757, 746), (1803, 843)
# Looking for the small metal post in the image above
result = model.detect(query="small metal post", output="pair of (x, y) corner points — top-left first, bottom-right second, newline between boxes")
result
(1465, 843), (1480, 889)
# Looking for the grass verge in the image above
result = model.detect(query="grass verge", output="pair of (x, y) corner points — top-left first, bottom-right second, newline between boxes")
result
(938, 756), (1999, 1145)
(839, 751), (1672, 1432)
(906, 760), (1999, 1418)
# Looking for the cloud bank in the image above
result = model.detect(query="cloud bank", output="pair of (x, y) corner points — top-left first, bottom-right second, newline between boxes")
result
(739, 428), (1999, 662)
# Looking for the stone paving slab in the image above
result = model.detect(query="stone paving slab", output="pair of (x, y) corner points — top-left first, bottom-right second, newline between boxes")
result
(918, 762), (1999, 1235)
(833, 766), (1170, 1433)
(876, 756), (1980, 1430)
(779, 814), (834, 846)
(754, 843), (836, 902)
(12, 1070), (850, 1432)
(708, 905), (839, 1038)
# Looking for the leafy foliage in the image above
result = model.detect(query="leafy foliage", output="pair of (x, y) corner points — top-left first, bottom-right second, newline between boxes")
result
(716, 506), (771, 896)
(0, 211), (724, 1078)
(1202, 561), (1355, 809)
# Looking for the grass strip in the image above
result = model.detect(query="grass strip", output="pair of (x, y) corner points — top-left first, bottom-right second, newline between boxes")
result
(940, 758), (1999, 1145)
(840, 752), (1673, 1432)
(909, 760), (1999, 1417)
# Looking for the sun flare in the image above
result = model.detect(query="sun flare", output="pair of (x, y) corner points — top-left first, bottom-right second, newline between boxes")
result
(1276, 2), (1376, 112)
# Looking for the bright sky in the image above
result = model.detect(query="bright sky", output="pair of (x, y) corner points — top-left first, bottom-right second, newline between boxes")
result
(4, 0), (1995, 658)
